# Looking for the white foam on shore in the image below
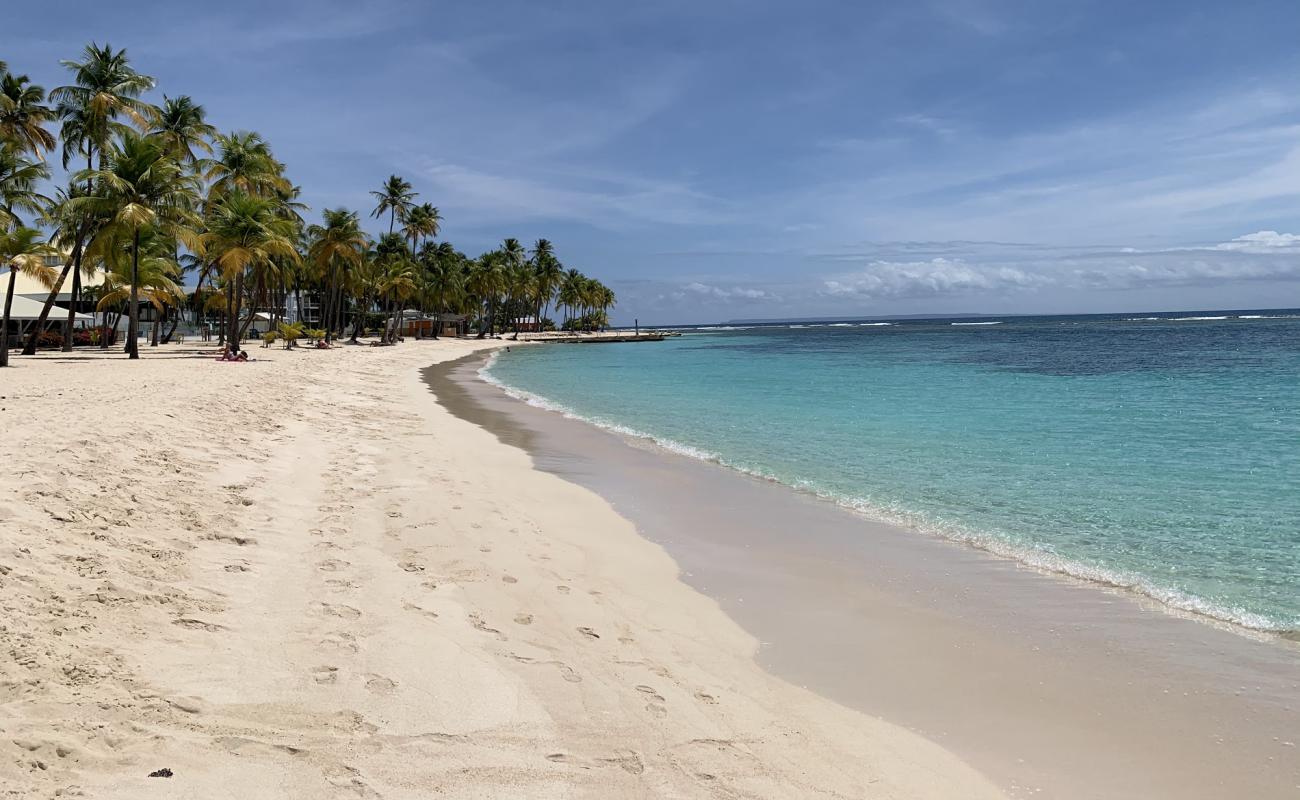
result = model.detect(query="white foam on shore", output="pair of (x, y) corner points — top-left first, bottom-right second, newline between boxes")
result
(1172, 316), (1230, 321)
(478, 352), (1296, 637)
(951, 321), (1003, 326)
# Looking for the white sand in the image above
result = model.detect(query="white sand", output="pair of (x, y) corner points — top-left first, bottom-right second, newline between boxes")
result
(0, 340), (1005, 798)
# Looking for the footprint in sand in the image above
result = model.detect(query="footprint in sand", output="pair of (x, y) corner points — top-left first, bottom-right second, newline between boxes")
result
(311, 665), (339, 684)
(468, 613), (505, 640)
(316, 602), (361, 620)
(364, 674), (397, 693)
(694, 691), (718, 705)
(204, 532), (257, 547)
(402, 601), (439, 619)
(173, 617), (225, 632)
(556, 585), (571, 594)
(636, 685), (666, 702)
(501, 575), (517, 584)
(316, 558), (349, 572)
(513, 613), (533, 625)
(399, 561), (425, 572)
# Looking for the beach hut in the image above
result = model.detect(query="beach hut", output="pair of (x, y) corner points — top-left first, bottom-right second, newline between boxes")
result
(2, 292), (96, 343)
(400, 312), (467, 338)
(432, 313), (468, 337)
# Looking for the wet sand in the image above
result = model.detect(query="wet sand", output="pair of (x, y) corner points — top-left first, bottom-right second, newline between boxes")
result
(429, 352), (1300, 800)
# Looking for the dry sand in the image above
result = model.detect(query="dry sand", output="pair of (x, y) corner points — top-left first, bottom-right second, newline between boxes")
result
(0, 340), (1005, 798)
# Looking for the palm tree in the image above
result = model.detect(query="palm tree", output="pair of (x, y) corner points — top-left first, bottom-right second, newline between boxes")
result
(306, 208), (367, 342)
(0, 143), (52, 229)
(558, 268), (584, 328)
(92, 226), (185, 347)
(348, 247), (382, 343)
(51, 43), (156, 172)
(370, 175), (416, 235)
(467, 253), (505, 338)
(401, 202), (441, 252)
(419, 241), (463, 339)
(531, 238), (562, 329)
(0, 71), (57, 159)
(204, 131), (288, 198)
(150, 95), (216, 164)
(72, 132), (200, 359)
(1, 227), (58, 367)
(202, 191), (301, 347)
(22, 183), (104, 355)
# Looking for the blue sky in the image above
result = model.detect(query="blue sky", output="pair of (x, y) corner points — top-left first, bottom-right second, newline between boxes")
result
(8, 0), (1300, 323)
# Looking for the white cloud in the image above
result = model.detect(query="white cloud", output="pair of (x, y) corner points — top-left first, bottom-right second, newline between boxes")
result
(684, 282), (780, 301)
(822, 257), (1042, 298)
(815, 232), (1300, 300)
(1211, 230), (1300, 252)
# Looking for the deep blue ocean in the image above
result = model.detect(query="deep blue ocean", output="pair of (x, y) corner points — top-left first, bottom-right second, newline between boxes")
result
(484, 311), (1300, 633)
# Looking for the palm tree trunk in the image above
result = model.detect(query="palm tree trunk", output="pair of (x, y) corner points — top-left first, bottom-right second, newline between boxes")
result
(101, 307), (114, 350)
(162, 312), (179, 344)
(0, 269), (17, 368)
(127, 227), (141, 359)
(350, 293), (368, 343)
(238, 274), (263, 342)
(228, 272), (243, 350)
(150, 306), (161, 347)
(22, 263), (72, 355)
(63, 261), (83, 352)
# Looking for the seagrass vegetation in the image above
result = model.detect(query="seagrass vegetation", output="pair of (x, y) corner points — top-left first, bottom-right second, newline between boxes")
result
(0, 44), (618, 365)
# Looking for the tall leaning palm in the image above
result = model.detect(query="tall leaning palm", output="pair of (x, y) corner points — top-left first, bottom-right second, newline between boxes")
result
(370, 175), (416, 235)
(51, 42), (156, 172)
(0, 72), (58, 159)
(1, 227), (58, 367)
(72, 132), (200, 359)
(22, 183), (104, 355)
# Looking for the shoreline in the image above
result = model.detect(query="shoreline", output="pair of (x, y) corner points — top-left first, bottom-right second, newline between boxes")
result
(478, 350), (1296, 639)
(1, 340), (1006, 799)
(434, 350), (1300, 799)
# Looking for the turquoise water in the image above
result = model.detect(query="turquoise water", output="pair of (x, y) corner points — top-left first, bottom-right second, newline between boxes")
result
(484, 312), (1300, 633)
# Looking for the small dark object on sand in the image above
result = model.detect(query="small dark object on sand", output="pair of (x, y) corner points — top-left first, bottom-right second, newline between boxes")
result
(148, 767), (174, 778)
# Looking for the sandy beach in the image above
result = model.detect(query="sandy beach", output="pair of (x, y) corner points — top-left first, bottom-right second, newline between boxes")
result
(0, 340), (1005, 798)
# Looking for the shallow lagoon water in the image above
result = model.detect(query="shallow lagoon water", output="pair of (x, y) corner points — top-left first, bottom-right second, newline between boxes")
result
(486, 311), (1300, 633)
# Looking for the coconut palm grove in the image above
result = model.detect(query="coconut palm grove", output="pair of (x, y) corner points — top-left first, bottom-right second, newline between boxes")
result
(0, 43), (618, 363)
